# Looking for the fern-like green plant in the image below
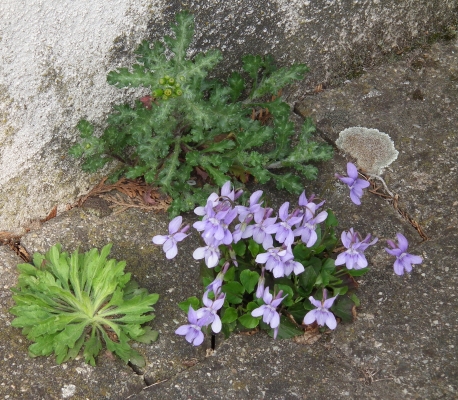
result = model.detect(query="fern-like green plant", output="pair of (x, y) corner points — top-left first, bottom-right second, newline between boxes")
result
(9, 244), (159, 367)
(70, 11), (333, 214)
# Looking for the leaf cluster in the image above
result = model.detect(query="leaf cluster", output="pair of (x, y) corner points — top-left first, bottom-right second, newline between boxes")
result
(9, 244), (159, 366)
(70, 11), (333, 214)
(180, 210), (365, 340)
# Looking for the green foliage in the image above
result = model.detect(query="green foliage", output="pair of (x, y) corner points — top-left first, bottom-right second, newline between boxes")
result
(70, 11), (333, 214)
(9, 244), (159, 366)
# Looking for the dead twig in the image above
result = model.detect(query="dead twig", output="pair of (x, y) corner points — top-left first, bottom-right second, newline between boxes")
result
(361, 367), (394, 385)
(125, 379), (169, 399)
(360, 172), (429, 242)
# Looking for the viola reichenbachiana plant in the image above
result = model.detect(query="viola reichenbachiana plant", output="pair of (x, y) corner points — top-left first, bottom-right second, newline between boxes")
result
(9, 244), (159, 366)
(154, 168), (423, 346)
(70, 11), (333, 215)
(154, 182), (372, 343)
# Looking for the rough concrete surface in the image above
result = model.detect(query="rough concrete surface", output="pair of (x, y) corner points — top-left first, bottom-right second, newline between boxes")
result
(1, 0), (458, 231)
(1, 23), (457, 400)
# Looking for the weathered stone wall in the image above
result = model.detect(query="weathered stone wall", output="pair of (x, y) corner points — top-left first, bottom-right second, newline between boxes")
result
(1, 0), (457, 232)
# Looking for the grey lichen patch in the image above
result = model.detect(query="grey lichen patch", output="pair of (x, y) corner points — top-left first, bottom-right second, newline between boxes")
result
(336, 127), (399, 175)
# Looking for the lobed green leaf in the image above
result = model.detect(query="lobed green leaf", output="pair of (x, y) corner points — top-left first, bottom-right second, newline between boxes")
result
(242, 55), (263, 80)
(227, 72), (245, 102)
(107, 65), (156, 88)
(251, 64), (309, 99)
(164, 11), (194, 65)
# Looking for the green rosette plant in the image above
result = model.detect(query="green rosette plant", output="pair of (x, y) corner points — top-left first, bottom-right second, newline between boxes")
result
(9, 243), (159, 366)
(70, 11), (333, 215)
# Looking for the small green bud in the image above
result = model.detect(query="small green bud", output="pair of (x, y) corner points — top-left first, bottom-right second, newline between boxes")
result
(164, 88), (172, 97)
(162, 95), (169, 100)
(179, 75), (186, 82)
(152, 89), (164, 97)
(174, 83), (181, 88)
(159, 78), (166, 85)
(164, 75), (170, 80)
(175, 89), (183, 96)
(168, 77), (175, 84)
(85, 143), (91, 149)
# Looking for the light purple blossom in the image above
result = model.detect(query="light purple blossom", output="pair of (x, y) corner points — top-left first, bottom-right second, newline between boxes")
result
(194, 193), (219, 217)
(232, 214), (254, 243)
(255, 267), (266, 299)
(335, 228), (378, 270)
(303, 289), (338, 329)
(255, 246), (295, 278)
(250, 207), (278, 250)
(196, 290), (226, 333)
(251, 287), (287, 339)
(335, 162), (370, 205)
(272, 202), (303, 246)
(294, 209), (328, 247)
(228, 246), (239, 267)
(385, 233), (422, 276)
(283, 257), (305, 276)
(298, 190), (316, 207)
(206, 262), (230, 293)
(193, 236), (222, 268)
(193, 201), (237, 245)
(175, 306), (206, 346)
(152, 216), (190, 259)
(235, 190), (263, 222)
(194, 181), (243, 217)
(297, 191), (324, 222)
(218, 180), (243, 203)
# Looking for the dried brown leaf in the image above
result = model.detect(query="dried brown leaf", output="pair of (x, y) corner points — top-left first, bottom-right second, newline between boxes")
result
(41, 205), (57, 222)
(293, 329), (321, 345)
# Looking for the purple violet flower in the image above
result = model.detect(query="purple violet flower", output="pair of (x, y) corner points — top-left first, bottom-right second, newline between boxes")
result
(294, 209), (328, 248)
(193, 236), (222, 268)
(235, 190), (263, 222)
(297, 191), (324, 222)
(206, 262), (230, 293)
(193, 201), (237, 245)
(335, 162), (370, 205)
(255, 267), (266, 299)
(219, 180), (243, 202)
(385, 233), (423, 276)
(272, 202), (303, 246)
(283, 257), (305, 276)
(255, 246), (294, 278)
(196, 290), (226, 333)
(232, 214), (254, 243)
(303, 289), (338, 329)
(227, 246), (239, 267)
(298, 190), (316, 207)
(335, 228), (378, 270)
(194, 181), (242, 217)
(175, 306), (206, 346)
(194, 193), (219, 217)
(251, 287), (287, 339)
(250, 207), (278, 250)
(152, 216), (190, 259)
